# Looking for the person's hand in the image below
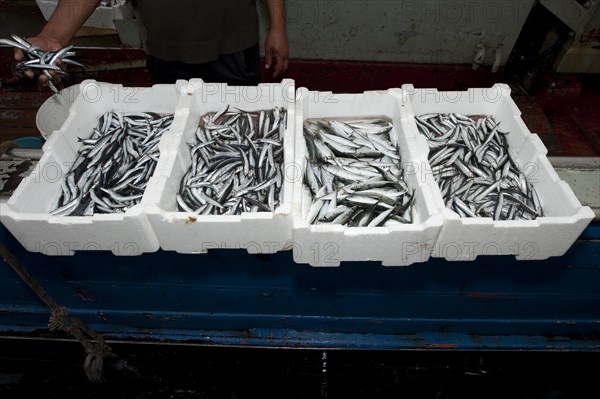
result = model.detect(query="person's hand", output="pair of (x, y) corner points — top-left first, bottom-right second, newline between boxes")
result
(14, 35), (67, 85)
(264, 26), (289, 78)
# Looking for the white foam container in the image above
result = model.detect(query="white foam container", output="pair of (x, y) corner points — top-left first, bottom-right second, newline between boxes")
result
(400, 83), (595, 261)
(0, 80), (187, 256)
(144, 79), (296, 254)
(36, 0), (133, 30)
(291, 88), (444, 267)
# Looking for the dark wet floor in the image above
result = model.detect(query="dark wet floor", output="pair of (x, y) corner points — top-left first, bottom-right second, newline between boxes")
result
(0, 339), (596, 398)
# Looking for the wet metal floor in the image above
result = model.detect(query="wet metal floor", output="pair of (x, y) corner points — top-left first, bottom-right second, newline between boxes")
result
(0, 339), (597, 398)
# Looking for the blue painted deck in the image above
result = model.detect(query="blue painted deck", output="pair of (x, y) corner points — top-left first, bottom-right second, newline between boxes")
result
(1, 223), (599, 350)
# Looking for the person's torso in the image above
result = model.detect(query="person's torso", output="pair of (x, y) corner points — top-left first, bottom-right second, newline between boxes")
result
(136, 0), (259, 63)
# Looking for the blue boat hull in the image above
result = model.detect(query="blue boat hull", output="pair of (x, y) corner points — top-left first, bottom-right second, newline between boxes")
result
(1, 224), (599, 350)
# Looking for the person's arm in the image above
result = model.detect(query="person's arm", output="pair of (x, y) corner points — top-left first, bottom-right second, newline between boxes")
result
(14, 0), (101, 81)
(264, 0), (289, 78)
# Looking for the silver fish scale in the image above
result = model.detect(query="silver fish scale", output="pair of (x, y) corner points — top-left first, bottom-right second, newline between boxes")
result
(416, 113), (543, 221)
(303, 118), (415, 227)
(0, 34), (83, 94)
(50, 111), (174, 216)
(177, 106), (287, 215)
(99, 0), (125, 6)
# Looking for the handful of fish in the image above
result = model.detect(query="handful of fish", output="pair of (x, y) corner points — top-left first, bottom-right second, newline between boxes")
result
(303, 118), (415, 227)
(0, 34), (83, 94)
(99, 0), (125, 6)
(177, 106), (287, 215)
(415, 113), (543, 221)
(50, 111), (174, 216)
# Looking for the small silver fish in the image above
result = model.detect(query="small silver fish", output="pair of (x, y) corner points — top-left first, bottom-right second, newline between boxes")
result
(1, 34), (83, 94)
(178, 107), (287, 215)
(416, 113), (543, 221)
(50, 111), (174, 216)
(303, 118), (414, 227)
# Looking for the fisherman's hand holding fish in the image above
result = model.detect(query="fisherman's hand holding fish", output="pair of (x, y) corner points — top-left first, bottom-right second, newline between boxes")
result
(3, 0), (95, 91)
(12, 36), (68, 84)
(1, 33), (82, 94)
(4, 0), (289, 87)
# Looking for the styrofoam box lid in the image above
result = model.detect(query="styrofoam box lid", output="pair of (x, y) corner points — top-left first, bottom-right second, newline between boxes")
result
(36, 84), (81, 139)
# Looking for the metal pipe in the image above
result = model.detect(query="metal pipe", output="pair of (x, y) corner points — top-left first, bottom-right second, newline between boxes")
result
(548, 156), (600, 170)
(0, 148), (43, 161)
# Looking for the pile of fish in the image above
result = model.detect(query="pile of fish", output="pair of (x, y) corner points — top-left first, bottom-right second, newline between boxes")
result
(50, 111), (174, 216)
(303, 118), (414, 227)
(415, 113), (543, 220)
(0, 34), (82, 94)
(99, 0), (125, 6)
(177, 106), (287, 215)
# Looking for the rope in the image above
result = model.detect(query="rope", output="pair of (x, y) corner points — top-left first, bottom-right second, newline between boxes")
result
(0, 242), (114, 383)
(48, 305), (68, 331)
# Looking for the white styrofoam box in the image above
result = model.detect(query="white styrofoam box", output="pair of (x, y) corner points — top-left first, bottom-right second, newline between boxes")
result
(36, 0), (133, 30)
(144, 79), (296, 254)
(0, 80), (188, 256)
(400, 83), (595, 261)
(291, 88), (444, 267)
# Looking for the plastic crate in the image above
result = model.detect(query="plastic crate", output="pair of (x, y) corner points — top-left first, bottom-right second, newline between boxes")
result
(399, 83), (595, 261)
(291, 88), (444, 267)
